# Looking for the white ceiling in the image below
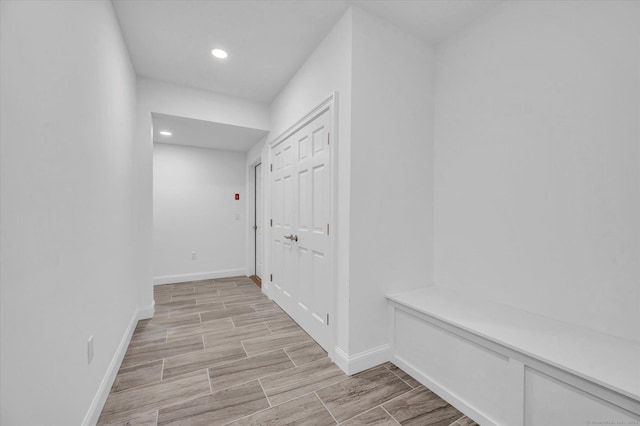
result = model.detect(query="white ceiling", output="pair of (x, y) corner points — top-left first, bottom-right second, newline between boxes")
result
(112, 0), (503, 104)
(353, 0), (502, 44)
(112, 0), (349, 103)
(152, 113), (269, 152)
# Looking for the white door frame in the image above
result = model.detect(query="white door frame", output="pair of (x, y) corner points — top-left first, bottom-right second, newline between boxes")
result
(264, 92), (339, 361)
(247, 155), (265, 278)
(253, 162), (263, 279)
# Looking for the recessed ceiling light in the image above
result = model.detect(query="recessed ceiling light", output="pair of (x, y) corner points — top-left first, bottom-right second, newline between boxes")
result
(211, 48), (228, 59)
(159, 130), (172, 136)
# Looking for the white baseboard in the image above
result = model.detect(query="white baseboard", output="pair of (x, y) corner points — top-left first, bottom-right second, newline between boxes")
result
(392, 354), (497, 426)
(137, 301), (156, 320)
(82, 302), (155, 426)
(334, 344), (390, 376)
(154, 268), (247, 285)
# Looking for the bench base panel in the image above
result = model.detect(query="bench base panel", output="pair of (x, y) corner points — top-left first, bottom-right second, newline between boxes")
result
(390, 305), (640, 426)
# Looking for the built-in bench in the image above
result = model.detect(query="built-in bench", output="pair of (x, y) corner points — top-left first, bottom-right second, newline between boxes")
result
(387, 286), (640, 426)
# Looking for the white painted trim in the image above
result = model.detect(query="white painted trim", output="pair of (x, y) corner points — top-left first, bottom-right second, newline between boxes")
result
(137, 300), (156, 320)
(391, 354), (498, 426)
(153, 268), (247, 285)
(82, 303), (155, 426)
(388, 298), (640, 423)
(388, 298), (640, 414)
(334, 344), (390, 376)
(267, 93), (336, 148)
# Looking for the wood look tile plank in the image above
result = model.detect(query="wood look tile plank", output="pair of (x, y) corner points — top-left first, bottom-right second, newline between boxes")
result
(196, 294), (246, 305)
(450, 416), (480, 426)
(341, 406), (399, 426)
(235, 281), (259, 288)
(101, 410), (158, 426)
(250, 300), (277, 312)
(144, 313), (200, 330)
(168, 302), (224, 317)
(170, 294), (199, 303)
(261, 358), (347, 406)
(186, 278), (214, 287)
(192, 286), (218, 295)
(202, 323), (269, 349)
(152, 306), (171, 318)
(99, 371), (210, 424)
(214, 276), (245, 282)
(283, 340), (327, 366)
(216, 287), (246, 296)
(264, 317), (297, 332)
(382, 386), (462, 426)
(121, 335), (203, 368)
(208, 349), (294, 391)
(154, 295), (172, 305)
(154, 299), (197, 309)
(316, 366), (411, 423)
(157, 380), (269, 426)
(168, 287), (196, 296)
(383, 362), (421, 388)
(166, 318), (233, 341)
(228, 392), (336, 426)
(223, 295), (269, 308)
(210, 282), (240, 289)
(200, 305), (256, 322)
(242, 328), (312, 357)
(129, 330), (167, 349)
(231, 309), (289, 328)
(162, 343), (248, 379)
(113, 360), (163, 392)
(172, 281), (198, 288)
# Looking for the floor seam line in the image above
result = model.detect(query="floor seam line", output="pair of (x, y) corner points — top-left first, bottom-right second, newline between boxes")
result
(447, 414), (468, 426)
(381, 405), (402, 425)
(384, 364), (416, 389)
(282, 347), (297, 367)
(314, 391), (339, 425)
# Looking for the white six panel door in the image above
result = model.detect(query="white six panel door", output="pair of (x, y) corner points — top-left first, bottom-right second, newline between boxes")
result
(270, 109), (331, 351)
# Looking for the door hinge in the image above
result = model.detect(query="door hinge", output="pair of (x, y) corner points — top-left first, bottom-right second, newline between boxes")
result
(327, 224), (329, 235)
(327, 133), (330, 145)
(326, 314), (329, 326)
(270, 274), (273, 282)
(270, 218), (273, 227)
(270, 164), (273, 172)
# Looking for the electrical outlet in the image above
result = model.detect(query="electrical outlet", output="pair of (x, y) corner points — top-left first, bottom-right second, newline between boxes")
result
(192, 251), (197, 260)
(87, 336), (94, 364)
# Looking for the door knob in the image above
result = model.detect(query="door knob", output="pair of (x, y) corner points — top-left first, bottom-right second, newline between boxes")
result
(284, 234), (298, 242)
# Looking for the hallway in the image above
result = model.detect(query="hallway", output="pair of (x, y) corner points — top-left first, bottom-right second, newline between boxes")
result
(98, 277), (478, 425)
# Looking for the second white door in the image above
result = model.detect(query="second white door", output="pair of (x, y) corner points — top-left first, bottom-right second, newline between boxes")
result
(270, 108), (332, 351)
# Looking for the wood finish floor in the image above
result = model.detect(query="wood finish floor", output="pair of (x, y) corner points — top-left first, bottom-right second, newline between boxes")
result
(98, 277), (479, 426)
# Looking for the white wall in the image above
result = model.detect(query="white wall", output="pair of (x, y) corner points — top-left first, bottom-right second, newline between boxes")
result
(268, 9), (353, 352)
(434, 0), (640, 342)
(348, 7), (434, 357)
(153, 144), (247, 283)
(267, 7), (434, 368)
(136, 78), (269, 299)
(0, 1), (142, 424)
